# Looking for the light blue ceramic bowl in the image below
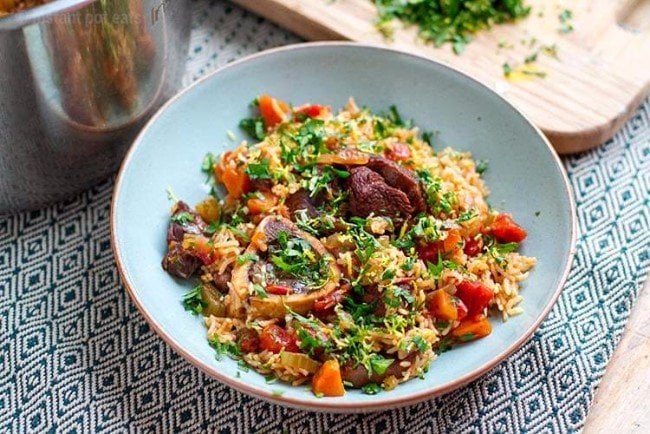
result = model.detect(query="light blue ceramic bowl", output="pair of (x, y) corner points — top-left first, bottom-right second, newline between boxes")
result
(111, 42), (576, 413)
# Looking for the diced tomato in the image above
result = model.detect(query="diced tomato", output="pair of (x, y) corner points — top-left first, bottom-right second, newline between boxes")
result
(237, 329), (260, 353)
(463, 237), (483, 257)
(181, 234), (216, 265)
(266, 284), (292, 295)
(313, 284), (350, 318)
(455, 280), (494, 316)
(454, 297), (468, 321)
(451, 314), (492, 342)
(417, 229), (461, 263)
(386, 143), (412, 161)
(258, 94), (289, 128)
(259, 324), (299, 353)
(247, 191), (277, 215)
(295, 104), (330, 119)
(490, 213), (527, 243)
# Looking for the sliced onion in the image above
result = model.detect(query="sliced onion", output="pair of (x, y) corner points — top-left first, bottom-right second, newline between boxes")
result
(280, 352), (321, 373)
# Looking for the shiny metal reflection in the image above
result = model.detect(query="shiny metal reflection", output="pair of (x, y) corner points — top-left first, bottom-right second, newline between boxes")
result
(0, 0), (191, 212)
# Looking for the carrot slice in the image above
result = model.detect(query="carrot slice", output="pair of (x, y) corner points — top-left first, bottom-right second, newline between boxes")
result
(258, 94), (289, 128)
(427, 290), (458, 321)
(247, 192), (277, 215)
(451, 315), (492, 342)
(312, 359), (345, 397)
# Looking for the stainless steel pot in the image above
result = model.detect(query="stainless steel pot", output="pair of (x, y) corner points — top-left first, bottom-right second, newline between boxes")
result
(0, 0), (191, 213)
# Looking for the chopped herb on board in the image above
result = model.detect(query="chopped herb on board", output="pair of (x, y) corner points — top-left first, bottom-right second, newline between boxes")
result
(502, 62), (513, 77)
(558, 9), (574, 33)
(373, 0), (531, 53)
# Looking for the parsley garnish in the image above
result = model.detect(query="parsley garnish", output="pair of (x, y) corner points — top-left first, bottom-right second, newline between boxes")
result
(475, 159), (489, 175)
(457, 209), (477, 223)
(236, 253), (259, 265)
(171, 212), (194, 225)
(182, 285), (206, 315)
(361, 383), (382, 395)
(369, 356), (394, 376)
(239, 117), (266, 140)
(208, 337), (239, 360)
(201, 153), (215, 181)
(245, 159), (272, 180)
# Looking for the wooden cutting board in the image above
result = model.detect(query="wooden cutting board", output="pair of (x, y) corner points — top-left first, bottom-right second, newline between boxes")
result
(233, 0), (650, 154)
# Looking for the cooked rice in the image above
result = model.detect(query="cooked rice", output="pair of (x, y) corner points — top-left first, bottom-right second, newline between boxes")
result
(170, 97), (536, 395)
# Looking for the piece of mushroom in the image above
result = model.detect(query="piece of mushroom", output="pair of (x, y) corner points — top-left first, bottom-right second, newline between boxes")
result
(227, 216), (341, 319)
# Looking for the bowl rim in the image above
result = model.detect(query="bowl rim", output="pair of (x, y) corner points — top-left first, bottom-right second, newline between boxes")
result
(111, 41), (578, 413)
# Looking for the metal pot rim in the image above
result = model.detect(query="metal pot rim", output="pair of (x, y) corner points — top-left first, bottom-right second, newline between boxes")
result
(0, 0), (97, 31)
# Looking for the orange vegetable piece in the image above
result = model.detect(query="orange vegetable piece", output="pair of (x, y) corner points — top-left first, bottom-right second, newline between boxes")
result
(258, 94), (289, 128)
(181, 234), (216, 265)
(215, 151), (251, 201)
(443, 228), (462, 253)
(316, 148), (370, 166)
(451, 315), (492, 342)
(247, 192), (277, 215)
(195, 196), (221, 223)
(221, 167), (250, 201)
(312, 359), (345, 397)
(427, 290), (458, 321)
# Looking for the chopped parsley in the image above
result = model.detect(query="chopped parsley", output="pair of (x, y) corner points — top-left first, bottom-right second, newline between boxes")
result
(182, 285), (206, 315)
(457, 209), (477, 223)
(268, 231), (330, 290)
(361, 383), (382, 395)
(245, 158), (272, 180)
(201, 152), (215, 181)
(374, 0), (530, 52)
(171, 212), (194, 225)
(369, 355), (394, 375)
(502, 62), (513, 77)
(475, 159), (489, 175)
(208, 337), (239, 360)
(558, 9), (574, 33)
(236, 253), (259, 265)
(239, 117), (266, 141)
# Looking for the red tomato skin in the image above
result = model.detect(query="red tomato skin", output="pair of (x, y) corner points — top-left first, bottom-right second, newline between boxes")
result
(295, 104), (329, 119)
(266, 284), (292, 295)
(259, 325), (299, 353)
(454, 297), (469, 321)
(463, 237), (483, 257)
(455, 281), (494, 316)
(386, 143), (412, 161)
(491, 213), (527, 243)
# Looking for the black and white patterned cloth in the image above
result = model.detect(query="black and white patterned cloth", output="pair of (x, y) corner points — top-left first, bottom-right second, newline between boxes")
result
(1, 1), (649, 432)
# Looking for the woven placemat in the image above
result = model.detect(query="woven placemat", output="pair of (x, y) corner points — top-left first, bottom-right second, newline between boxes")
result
(1, 1), (648, 432)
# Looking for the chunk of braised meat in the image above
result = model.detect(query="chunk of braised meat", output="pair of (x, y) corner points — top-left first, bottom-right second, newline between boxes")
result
(348, 167), (413, 219)
(341, 352), (417, 387)
(366, 156), (425, 214)
(162, 201), (207, 279)
(285, 188), (320, 220)
(212, 269), (232, 293)
(249, 178), (273, 192)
